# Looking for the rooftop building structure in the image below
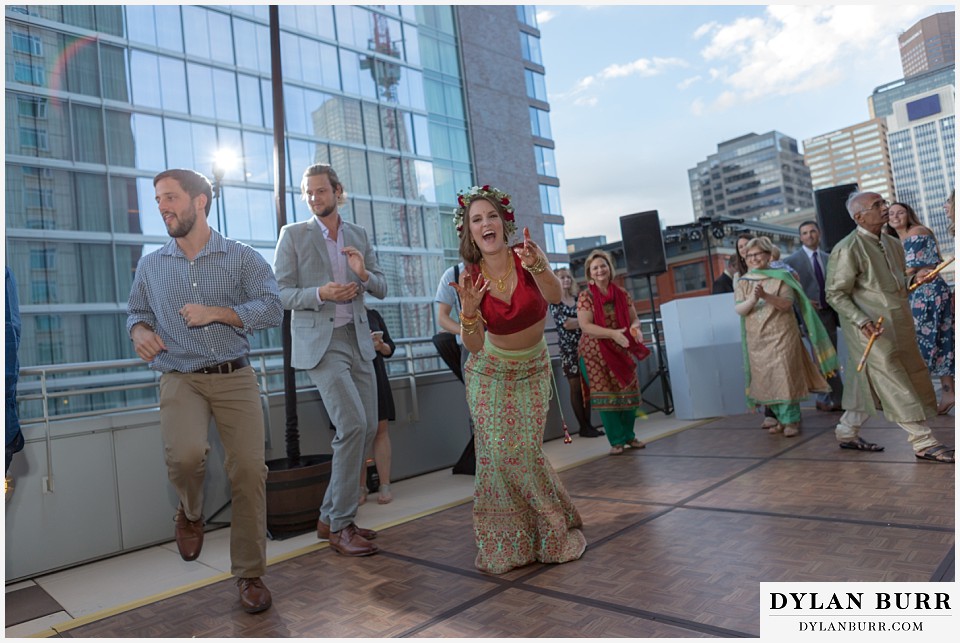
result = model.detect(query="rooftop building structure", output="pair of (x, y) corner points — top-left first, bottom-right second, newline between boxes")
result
(687, 131), (814, 225)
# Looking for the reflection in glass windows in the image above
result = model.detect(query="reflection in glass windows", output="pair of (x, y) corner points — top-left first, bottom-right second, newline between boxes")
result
(534, 145), (557, 177)
(182, 6), (233, 65)
(99, 43), (129, 101)
(72, 104), (105, 163)
(8, 241), (114, 305)
(524, 69), (547, 101)
(520, 32), (542, 65)
(517, 5), (539, 28)
(543, 223), (566, 254)
(6, 166), (109, 232)
(539, 184), (562, 215)
(530, 107), (552, 139)
(110, 176), (142, 234)
(340, 49), (379, 100)
(104, 109), (135, 167)
(329, 145), (370, 196)
(278, 4), (335, 40)
(233, 18), (271, 73)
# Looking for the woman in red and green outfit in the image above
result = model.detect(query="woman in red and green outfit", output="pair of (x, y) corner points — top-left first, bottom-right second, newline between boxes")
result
(577, 249), (649, 455)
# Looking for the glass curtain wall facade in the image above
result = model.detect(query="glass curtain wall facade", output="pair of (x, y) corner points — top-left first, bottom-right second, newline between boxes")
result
(5, 5), (473, 409)
(517, 5), (566, 262)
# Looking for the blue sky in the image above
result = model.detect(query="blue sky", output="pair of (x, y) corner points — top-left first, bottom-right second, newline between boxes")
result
(536, 3), (954, 241)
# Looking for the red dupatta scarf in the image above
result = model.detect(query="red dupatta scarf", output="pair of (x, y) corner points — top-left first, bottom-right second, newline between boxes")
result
(588, 282), (650, 387)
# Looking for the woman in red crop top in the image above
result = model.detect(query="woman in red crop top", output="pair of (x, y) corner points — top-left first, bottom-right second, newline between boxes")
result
(449, 185), (585, 575)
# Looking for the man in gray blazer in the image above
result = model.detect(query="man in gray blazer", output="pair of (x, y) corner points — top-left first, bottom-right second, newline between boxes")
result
(783, 220), (843, 411)
(274, 163), (387, 556)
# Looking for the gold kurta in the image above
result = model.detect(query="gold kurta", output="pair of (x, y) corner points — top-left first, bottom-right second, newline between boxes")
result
(825, 228), (937, 423)
(736, 275), (829, 404)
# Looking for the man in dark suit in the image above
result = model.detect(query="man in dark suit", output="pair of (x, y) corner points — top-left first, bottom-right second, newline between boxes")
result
(711, 255), (736, 294)
(274, 163), (387, 557)
(783, 220), (843, 411)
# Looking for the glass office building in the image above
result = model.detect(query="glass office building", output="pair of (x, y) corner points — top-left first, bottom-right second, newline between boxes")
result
(687, 131), (814, 223)
(886, 85), (956, 257)
(5, 5), (564, 381)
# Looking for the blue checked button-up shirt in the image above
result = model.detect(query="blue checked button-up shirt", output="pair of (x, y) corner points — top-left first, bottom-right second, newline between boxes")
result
(126, 231), (283, 373)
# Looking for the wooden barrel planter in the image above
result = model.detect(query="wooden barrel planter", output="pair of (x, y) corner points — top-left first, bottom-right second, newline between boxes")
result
(265, 454), (332, 539)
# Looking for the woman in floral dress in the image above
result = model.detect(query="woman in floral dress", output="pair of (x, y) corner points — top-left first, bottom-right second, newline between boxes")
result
(886, 201), (955, 414)
(549, 268), (601, 437)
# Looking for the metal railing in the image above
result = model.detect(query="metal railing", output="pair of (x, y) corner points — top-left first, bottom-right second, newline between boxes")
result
(14, 319), (664, 426)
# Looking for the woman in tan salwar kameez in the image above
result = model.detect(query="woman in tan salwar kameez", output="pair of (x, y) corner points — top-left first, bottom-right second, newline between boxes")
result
(735, 237), (838, 437)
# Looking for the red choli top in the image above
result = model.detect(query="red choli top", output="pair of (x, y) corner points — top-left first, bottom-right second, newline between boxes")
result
(467, 251), (547, 335)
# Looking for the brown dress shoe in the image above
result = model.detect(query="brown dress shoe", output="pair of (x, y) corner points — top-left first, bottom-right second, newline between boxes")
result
(174, 507), (204, 561)
(317, 519), (377, 541)
(237, 577), (272, 613)
(328, 523), (379, 557)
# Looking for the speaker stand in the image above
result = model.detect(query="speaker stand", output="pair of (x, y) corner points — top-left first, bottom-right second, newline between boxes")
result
(640, 273), (673, 415)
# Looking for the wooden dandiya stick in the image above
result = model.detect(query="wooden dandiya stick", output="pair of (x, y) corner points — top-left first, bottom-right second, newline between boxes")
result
(908, 257), (955, 291)
(856, 316), (884, 373)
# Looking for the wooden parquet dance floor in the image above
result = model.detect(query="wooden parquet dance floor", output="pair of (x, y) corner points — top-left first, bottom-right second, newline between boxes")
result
(62, 411), (954, 638)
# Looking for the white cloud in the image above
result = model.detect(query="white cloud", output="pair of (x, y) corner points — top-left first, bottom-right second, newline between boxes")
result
(558, 56), (688, 106)
(677, 75), (702, 91)
(690, 5), (935, 112)
(536, 9), (556, 24)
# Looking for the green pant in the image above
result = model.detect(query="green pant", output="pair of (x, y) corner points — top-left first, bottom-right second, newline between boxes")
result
(599, 409), (637, 447)
(767, 402), (800, 425)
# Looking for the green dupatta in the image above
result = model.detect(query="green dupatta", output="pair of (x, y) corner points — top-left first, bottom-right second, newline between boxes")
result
(738, 267), (839, 404)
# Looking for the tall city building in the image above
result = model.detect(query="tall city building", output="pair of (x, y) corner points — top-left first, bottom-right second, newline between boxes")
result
(688, 131), (814, 223)
(898, 11), (955, 78)
(868, 64), (955, 119)
(885, 84), (956, 256)
(802, 118), (895, 197)
(5, 5), (565, 381)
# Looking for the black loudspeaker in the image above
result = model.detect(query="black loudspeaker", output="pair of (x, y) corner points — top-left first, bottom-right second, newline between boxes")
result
(815, 184), (858, 251)
(620, 210), (666, 276)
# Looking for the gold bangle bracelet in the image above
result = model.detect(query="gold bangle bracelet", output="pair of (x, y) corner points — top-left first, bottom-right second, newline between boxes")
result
(523, 255), (548, 275)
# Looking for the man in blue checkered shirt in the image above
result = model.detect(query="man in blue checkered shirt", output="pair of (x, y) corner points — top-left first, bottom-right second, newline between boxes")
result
(126, 169), (282, 614)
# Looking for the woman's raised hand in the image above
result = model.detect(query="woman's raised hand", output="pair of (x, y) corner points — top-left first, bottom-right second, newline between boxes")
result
(452, 270), (489, 316)
(514, 227), (545, 268)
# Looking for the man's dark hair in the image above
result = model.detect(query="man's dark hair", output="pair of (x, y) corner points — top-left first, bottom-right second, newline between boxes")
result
(797, 220), (820, 233)
(153, 169), (213, 216)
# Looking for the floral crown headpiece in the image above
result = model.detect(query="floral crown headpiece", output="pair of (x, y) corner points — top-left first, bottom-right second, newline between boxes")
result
(454, 185), (517, 238)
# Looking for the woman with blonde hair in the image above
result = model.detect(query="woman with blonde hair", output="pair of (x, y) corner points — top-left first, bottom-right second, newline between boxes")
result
(735, 237), (837, 436)
(451, 185), (585, 575)
(550, 268), (600, 437)
(577, 249), (649, 455)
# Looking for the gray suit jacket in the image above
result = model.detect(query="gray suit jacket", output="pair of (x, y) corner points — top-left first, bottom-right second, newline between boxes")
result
(784, 247), (830, 305)
(274, 216), (387, 370)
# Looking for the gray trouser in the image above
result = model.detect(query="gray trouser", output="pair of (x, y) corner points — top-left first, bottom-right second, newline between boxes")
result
(306, 325), (378, 532)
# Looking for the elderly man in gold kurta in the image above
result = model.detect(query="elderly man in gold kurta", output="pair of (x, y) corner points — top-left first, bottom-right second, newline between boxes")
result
(825, 191), (954, 463)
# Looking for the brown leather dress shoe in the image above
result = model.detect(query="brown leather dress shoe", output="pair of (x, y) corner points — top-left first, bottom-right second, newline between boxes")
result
(317, 519), (377, 541)
(237, 577), (272, 613)
(328, 523), (379, 557)
(174, 507), (204, 561)
(816, 401), (842, 412)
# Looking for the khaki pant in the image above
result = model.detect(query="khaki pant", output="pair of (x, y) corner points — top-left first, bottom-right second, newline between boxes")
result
(159, 366), (267, 578)
(835, 410), (938, 452)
